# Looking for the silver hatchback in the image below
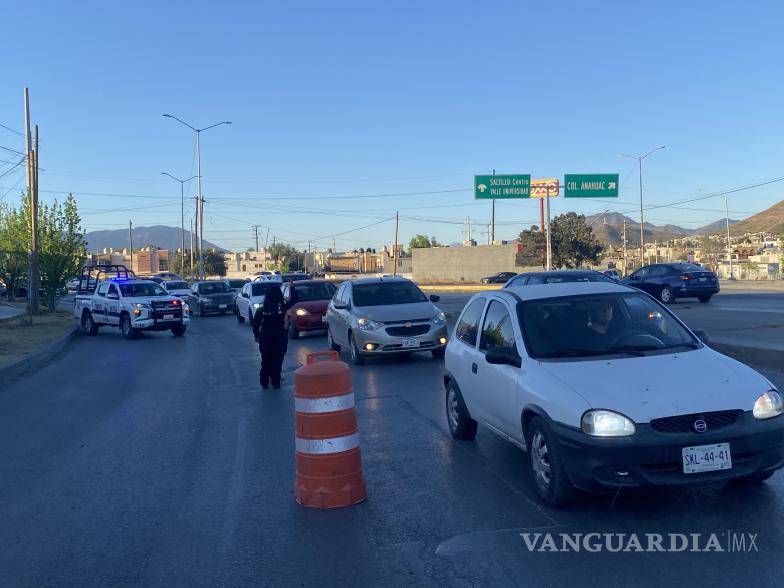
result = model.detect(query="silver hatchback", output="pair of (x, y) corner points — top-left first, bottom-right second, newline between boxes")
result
(325, 277), (448, 364)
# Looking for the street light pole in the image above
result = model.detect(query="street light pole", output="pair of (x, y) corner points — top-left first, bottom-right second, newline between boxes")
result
(162, 172), (196, 276)
(621, 145), (665, 267)
(163, 114), (231, 279)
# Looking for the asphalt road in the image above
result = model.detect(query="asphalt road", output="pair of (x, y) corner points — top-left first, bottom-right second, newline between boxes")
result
(1, 299), (783, 586)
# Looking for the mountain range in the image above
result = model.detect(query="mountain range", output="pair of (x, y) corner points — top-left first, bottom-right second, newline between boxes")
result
(85, 225), (225, 253)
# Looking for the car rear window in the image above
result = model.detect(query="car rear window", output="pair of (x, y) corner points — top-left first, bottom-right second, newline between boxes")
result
(199, 282), (230, 294)
(671, 263), (704, 272)
(227, 280), (247, 288)
(251, 282), (279, 296)
(353, 282), (428, 307)
(294, 282), (336, 301)
(165, 281), (188, 290)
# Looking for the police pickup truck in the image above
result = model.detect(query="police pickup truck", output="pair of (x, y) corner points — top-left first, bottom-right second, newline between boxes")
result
(74, 278), (189, 339)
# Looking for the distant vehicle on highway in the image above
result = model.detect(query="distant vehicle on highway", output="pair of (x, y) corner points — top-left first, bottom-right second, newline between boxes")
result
(621, 262), (719, 304)
(281, 279), (337, 339)
(152, 272), (182, 282)
(325, 276), (447, 364)
(603, 269), (622, 281)
(74, 278), (188, 339)
(160, 280), (191, 298)
(187, 280), (235, 317)
(235, 280), (281, 323)
(480, 271), (517, 284)
(503, 270), (614, 288)
(280, 272), (311, 282)
(224, 278), (250, 296)
(445, 281), (784, 506)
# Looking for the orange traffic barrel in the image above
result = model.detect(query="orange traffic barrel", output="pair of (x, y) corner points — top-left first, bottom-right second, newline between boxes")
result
(294, 350), (366, 508)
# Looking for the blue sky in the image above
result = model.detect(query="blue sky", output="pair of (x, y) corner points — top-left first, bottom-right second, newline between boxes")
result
(2, 0), (783, 252)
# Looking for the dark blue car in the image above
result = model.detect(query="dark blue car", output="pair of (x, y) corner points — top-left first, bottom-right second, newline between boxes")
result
(620, 262), (719, 304)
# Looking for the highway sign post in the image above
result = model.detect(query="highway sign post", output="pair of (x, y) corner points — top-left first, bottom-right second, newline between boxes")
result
(474, 174), (531, 199)
(564, 174), (619, 198)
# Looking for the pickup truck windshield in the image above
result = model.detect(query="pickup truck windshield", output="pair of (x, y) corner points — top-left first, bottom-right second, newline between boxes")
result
(119, 283), (167, 297)
(353, 282), (428, 307)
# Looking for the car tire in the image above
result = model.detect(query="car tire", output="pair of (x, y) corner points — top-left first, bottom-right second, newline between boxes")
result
(198, 304), (205, 318)
(698, 295), (712, 303)
(431, 348), (446, 359)
(349, 333), (365, 365)
(120, 314), (138, 340)
(236, 306), (245, 322)
(526, 416), (575, 507)
(327, 326), (340, 351)
(659, 285), (675, 304)
(81, 311), (99, 336)
(288, 320), (300, 340)
(446, 381), (477, 440)
(730, 470), (776, 485)
(171, 325), (187, 337)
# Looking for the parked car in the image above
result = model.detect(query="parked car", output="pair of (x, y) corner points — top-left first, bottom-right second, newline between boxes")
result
(480, 271), (517, 284)
(503, 270), (614, 288)
(152, 272), (182, 282)
(160, 280), (191, 298)
(187, 280), (235, 316)
(66, 277), (81, 292)
(235, 280), (281, 323)
(225, 278), (250, 296)
(603, 269), (622, 281)
(444, 281), (784, 506)
(281, 279), (337, 339)
(621, 262), (719, 304)
(325, 277), (447, 364)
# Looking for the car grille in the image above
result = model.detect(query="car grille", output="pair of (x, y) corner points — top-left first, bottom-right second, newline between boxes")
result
(650, 410), (742, 434)
(386, 324), (430, 337)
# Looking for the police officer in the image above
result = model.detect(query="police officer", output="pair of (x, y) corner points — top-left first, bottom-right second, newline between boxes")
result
(252, 284), (296, 389)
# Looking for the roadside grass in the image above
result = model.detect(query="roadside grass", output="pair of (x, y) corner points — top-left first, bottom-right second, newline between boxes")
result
(0, 308), (76, 366)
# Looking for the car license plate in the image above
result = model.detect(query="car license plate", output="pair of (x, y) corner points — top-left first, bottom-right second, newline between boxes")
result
(682, 442), (732, 474)
(163, 314), (174, 320)
(402, 338), (419, 348)
(219, 304), (227, 309)
(698, 277), (707, 283)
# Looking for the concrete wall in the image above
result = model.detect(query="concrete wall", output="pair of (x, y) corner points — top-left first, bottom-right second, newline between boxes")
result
(412, 244), (519, 283)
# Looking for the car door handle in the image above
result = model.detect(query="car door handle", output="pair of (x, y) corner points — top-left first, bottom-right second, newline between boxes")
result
(471, 362), (478, 374)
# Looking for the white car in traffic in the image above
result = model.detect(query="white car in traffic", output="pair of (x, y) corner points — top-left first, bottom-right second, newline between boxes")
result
(160, 280), (191, 298)
(444, 282), (784, 506)
(235, 280), (282, 323)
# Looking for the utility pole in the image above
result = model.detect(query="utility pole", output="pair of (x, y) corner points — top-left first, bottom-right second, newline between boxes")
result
(189, 219), (194, 277)
(621, 145), (665, 269)
(253, 225), (260, 252)
(490, 169), (495, 244)
(725, 197), (733, 279)
(622, 219), (627, 276)
(128, 220), (133, 272)
(161, 172), (195, 276)
(24, 88), (39, 315)
(464, 218), (473, 244)
(544, 186), (552, 270)
(393, 211), (399, 277)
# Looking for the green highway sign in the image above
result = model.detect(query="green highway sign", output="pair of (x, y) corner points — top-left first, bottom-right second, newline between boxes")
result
(474, 174), (531, 199)
(564, 174), (619, 198)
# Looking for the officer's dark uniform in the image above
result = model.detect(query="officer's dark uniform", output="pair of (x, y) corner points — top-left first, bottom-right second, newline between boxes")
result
(252, 287), (295, 389)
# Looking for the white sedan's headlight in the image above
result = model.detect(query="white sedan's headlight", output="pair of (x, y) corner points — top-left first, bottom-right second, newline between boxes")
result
(581, 410), (636, 437)
(357, 317), (383, 331)
(295, 308), (310, 316)
(753, 391), (784, 420)
(431, 311), (446, 325)
(253, 302), (263, 309)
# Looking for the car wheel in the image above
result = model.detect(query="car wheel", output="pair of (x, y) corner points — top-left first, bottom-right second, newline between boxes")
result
(446, 381), (477, 440)
(349, 333), (365, 365)
(698, 295), (712, 303)
(659, 285), (674, 304)
(82, 311), (99, 336)
(431, 347), (446, 359)
(198, 303), (205, 317)
(171, 325), (187, 337)
(248, 310), (254, 325)
(730, 470), (776, 485)
(288, 320), (299, 340)
(120, 314), (137, 340)
(527, 416), (574, 507)
(327, 326), (340, 351)
(236, 306), (245, 322)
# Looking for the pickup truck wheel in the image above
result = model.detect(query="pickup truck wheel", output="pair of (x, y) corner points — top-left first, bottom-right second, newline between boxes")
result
(120, 314), (137, 340)
(171, 325), (187, 337)
(81, 311), (99, 336)
(446, 381), (477, 440)
(431, 348), (446, 359)
(236, 306), (245, 322)
(527, 416), (574, 507)
(288, 320), (300, 340)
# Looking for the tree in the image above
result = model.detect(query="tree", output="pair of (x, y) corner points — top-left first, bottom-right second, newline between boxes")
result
(0, 202), (29, 301)
(550, 213), (602, 269)
(203, 249), (227, 277)
(38, 194), (87, 310)
(169, 251), (195, 277)
(516, 225), (546, 268)
(409, 234), (438, 250)
(267, 243), (304, 271)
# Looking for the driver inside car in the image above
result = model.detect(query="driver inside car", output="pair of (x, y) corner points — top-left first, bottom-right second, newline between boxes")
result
(580, 299), (621, 347)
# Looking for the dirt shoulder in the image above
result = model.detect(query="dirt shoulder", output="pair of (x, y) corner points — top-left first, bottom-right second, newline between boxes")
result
(0, 308), (77, 366)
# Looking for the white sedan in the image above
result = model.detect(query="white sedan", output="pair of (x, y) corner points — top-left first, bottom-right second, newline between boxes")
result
(445, 282), (784, 506)
(234, 280), (281, 323)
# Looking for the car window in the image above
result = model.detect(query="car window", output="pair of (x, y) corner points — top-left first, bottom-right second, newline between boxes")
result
(352, 282), (427, 307)
(198, 282), (230, 294)
(479, 301), (517, 354)
(251, 282), (279, 297)
(649, 265), (669, 277)
(671, 263), (703, 273)
(294, 282), (337, 301)
(632, 267), (650, 279)
(165, 281), (188, 290)
(108, 284), (119, 297)
(508, 276), (528, 287)
(527, 275), (545, 285)
(455, 298), (486, 346)
(96, 283), (109, 297)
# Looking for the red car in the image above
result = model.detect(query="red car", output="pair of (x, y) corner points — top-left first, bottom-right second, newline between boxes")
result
(281, 280), (338, 339)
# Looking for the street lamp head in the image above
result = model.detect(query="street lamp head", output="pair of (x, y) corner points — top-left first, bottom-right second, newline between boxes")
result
(163, 114), (172, 118)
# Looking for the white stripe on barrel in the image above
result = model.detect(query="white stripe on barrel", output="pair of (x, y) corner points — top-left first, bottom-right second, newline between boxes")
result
(295, 392), (355, 414)
(295, 432), (360, 455)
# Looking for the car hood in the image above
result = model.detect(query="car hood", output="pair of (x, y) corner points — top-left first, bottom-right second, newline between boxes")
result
(355, 301), (437, 323)
(538, 347), (773, 423)
(125, 296), (179, 305)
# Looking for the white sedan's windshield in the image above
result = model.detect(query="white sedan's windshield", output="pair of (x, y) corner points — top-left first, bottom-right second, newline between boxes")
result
(519, 293), (698, 359)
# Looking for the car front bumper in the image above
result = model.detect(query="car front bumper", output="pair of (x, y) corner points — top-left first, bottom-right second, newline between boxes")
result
(353, 323), (448, 354)
(551, 412), (784, 491)
(292, 313), (328, 331)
